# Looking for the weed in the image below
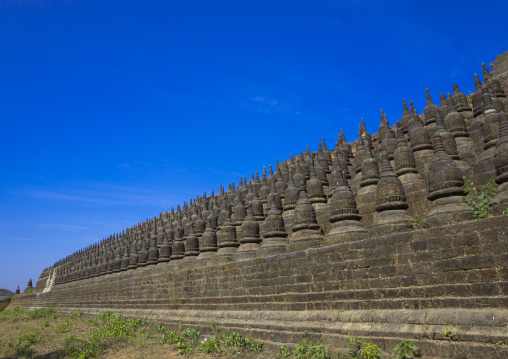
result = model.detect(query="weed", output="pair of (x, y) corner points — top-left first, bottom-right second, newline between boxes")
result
(177, 340), (193, 354)
(201, 336), (220, 354)
(223, 331), (247, 347)
(346, 337), (382, 359)
(210, 320), (220, 335)
(77, 307), (82, 317)
(503, 209), (508, 215)
(293, 338), (329, 359)
(463, 176), (498, 219)
(278, 345), (291, 358)
(157, 324), (166, 332)
(347, 337), (362, 358)
(42, 321), (49, 328)
(393, 341), (420, 358)
(182, 327), (200, 341)
(28, 307), (55, 319)
(248, 337), (264, 353)
(8, 332), (41, 357)
(496, 340), (505, 345)
(359, 342), (381, 359)
(161, 331), (184, 344)
(445, 326), (453, 341)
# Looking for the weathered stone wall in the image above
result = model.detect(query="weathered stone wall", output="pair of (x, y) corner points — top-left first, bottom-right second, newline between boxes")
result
(491, 51), (508, 94)
(13, 216), (508, 358)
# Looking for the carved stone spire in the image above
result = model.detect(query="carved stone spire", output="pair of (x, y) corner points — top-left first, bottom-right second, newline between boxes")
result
(370, 152), (416, 237)
(266, 178), (283, 211)
(451, 83), (473, 119)
(283, 171), (299, 212)
(137, 238), (148, 267)
(424, 88), (439, 135)
(439, 93), (451, 120)
(197, 219), (218, 260)
(381, 121), (397, 160)
(491, 109), (508, 215)
(232, 190), (246, 229)
(360, 149), (379, 188)
(306, 162), (327, 205)
(217, 212), (239, 257)
(287, 189), (323, 251)
(482, 83), (501, 151)
(234, 205), (262, 260)
(184, 224), (200, 258)
(401, 99), (411, 135)
(158, 230), (171, 263)
(147, 223), (159, 265)
(258, 198), (288, 256)
(471, 73), (484, 118)
(325, 169), (368, 245)
(170, 217), (185, 260)
(483, 62), (506, 99)
(378, 109), (388, 141)
(127, 241), (138, 270)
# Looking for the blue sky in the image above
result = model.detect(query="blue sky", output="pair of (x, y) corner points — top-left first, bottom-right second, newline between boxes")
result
(1, 0), (507, 291)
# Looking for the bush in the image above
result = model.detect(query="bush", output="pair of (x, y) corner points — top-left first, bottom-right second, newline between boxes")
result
(182, 327), (200, 341)
(346, 337), (382, 359)
(393, 341), (420, 358)
(293, 338), (329, 359)
(463, 177), (498, 219)
(278, 345), (291, 358)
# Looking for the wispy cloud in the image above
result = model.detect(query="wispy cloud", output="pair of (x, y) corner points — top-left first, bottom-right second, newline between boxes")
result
(11, 182), (185, 208)
(253, 96), (278, 105)
(117, 163), (130, 170)
(40, 223), (89, 231)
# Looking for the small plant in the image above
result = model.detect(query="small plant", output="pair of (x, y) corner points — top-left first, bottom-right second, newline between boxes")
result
(347, 337), (383, 359)
(463, 176), (498, 219)
(223, 331), (247, 347)
(503, 209), (508, 215)
(467, 91), (473, 104)
(42, 321), (49, 328)
(393, 341), (420, 358)
(347, 337), (362, 358)
(210, 320), (220, 335)
(292, 338), (329, 359)
(77, 307), (82, 317)
(496, 340), (505, 345)
(28, 307), (55, 319)
(182, 327), (200, 341)
(157, 324), (166, 332)
(278, 345), (291, 358)
(161, 331), (183, 344)
(445, 326), (453, 341)
(360, 341), (382, 359)
(177, 339), (192, 354)
(8, 332), (41, 357)
(201, 336), (220, 354)
(248, 337), (263, 353)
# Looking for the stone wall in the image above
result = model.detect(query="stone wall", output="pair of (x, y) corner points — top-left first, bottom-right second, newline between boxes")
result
(491, 51), (508, 94)
(13, 216), (508, 358)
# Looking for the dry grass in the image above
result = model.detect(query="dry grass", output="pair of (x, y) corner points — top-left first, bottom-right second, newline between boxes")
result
(0, 307), (272, 359)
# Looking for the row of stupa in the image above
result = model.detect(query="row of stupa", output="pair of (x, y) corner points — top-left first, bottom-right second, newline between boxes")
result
(26, 62), (508, 290)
